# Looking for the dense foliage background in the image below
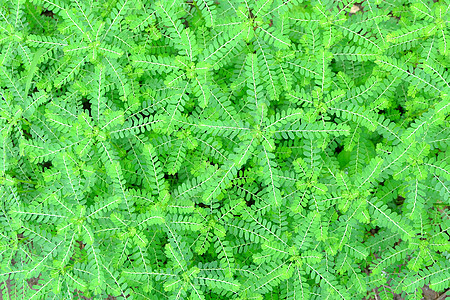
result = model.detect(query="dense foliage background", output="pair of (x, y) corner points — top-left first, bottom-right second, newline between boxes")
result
(0, 0), (449, 299)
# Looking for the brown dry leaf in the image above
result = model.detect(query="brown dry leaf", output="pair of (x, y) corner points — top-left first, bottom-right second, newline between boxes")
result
(350, 4), (361, 14)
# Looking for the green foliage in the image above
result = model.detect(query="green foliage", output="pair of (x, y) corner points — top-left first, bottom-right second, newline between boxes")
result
(0, 0), (449, 299)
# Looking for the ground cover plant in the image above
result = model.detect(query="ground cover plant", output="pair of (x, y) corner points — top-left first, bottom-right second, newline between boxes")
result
(0, 0), (449, 299)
